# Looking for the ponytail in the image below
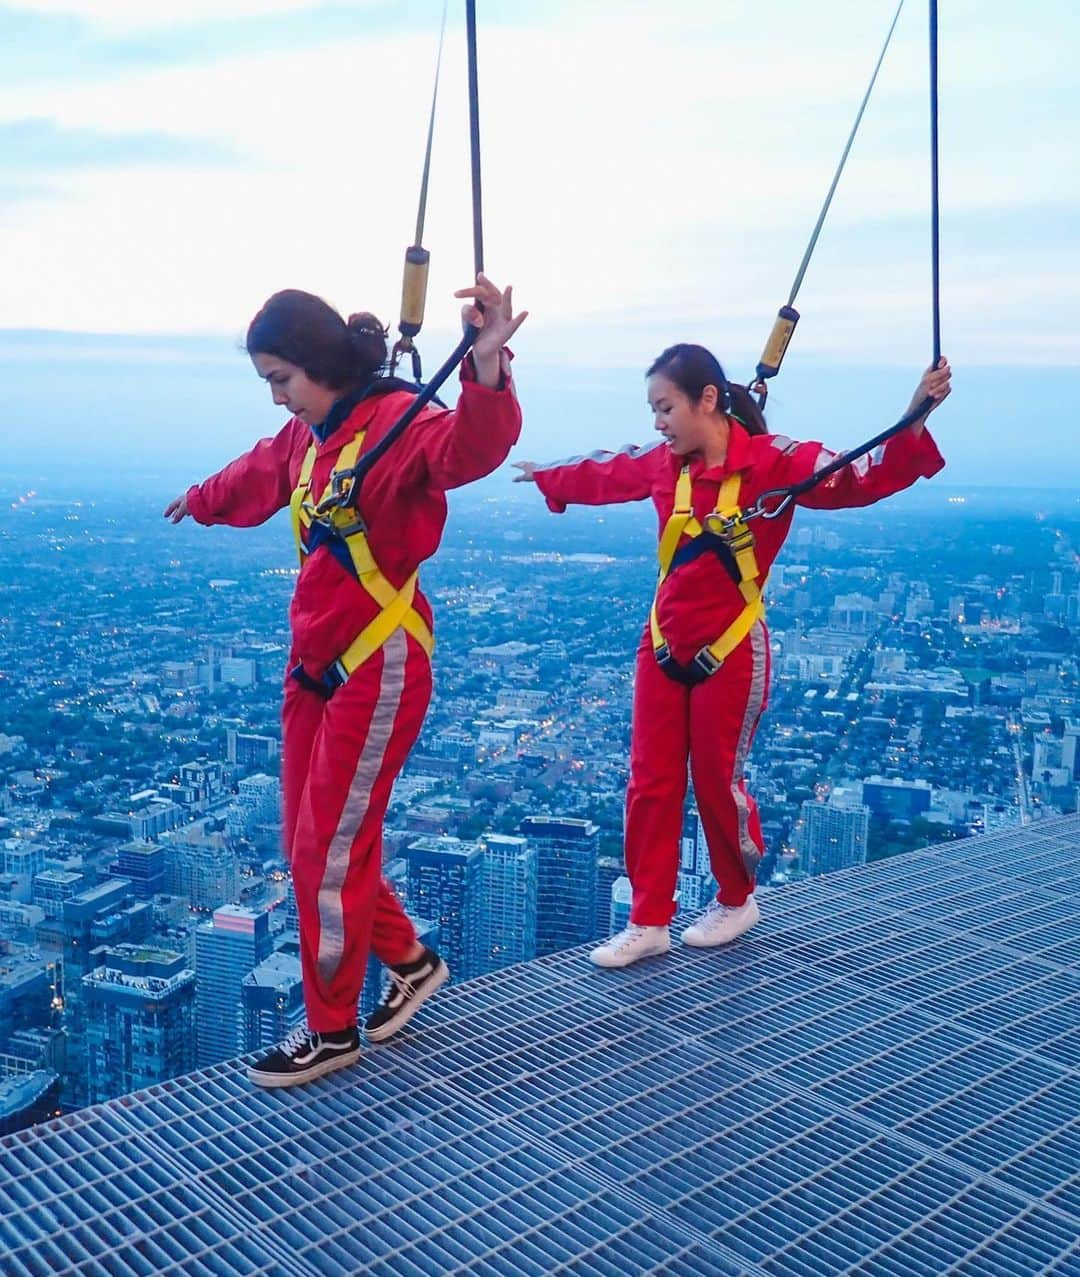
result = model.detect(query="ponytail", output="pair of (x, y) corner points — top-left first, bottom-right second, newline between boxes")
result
(646, 342), (767, 436)
(246, 290), (388, 389)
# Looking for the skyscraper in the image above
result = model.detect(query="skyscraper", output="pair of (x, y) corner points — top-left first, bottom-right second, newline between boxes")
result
(609, 876), (632, 934)
(594, 854), (624, 939)
(162, 820), (238, 911)
(242, 948), (305, 1052)
(194, 905), (273, 1067)
(0, 841), (45, 903)
(479, 834), (538, 973)
(797, 799), (870, 877)
(403, 837), (484, 981)
(82, 945), (195, 1103)
(519, 817), (599, 957)
(226, 773), (281, 847)
(109, 842), (166, 900)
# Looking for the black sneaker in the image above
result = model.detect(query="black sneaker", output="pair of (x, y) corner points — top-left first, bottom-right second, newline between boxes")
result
(364, 948), (449, 1043)
(247, 1025), (360, 1088)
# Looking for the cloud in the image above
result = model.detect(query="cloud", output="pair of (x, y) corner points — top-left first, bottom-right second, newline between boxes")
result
(0, 116), (240, 208)
(0, 0), (1074, 368)
(0, 2), (426, 84)
(0, 117), (237, 172)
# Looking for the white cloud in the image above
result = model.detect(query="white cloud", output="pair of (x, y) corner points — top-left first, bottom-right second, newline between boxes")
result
(0, 0), (1074, 368)
(10, 0), (339, 31)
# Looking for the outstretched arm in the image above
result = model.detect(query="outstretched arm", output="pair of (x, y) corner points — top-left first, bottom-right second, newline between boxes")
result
(515, 442), (666, 513)
(787, 359), (950, 510)
(165, 418), (307, 527)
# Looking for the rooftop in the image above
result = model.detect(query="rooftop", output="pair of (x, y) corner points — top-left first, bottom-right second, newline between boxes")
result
(2, 816), (1078, 1276)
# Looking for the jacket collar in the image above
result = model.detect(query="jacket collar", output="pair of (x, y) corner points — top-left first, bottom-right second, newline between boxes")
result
(671, 419), (754, 479)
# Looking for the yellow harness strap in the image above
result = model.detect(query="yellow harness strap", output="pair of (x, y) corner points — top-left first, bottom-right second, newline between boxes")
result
(650, 466), (765, 678)
(289, 443), (319, 565)
(288, 432), (434, 685)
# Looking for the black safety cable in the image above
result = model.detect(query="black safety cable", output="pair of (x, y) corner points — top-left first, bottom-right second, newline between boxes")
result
(321, 0), (485, 514)
(754, 0), (906, 400)
(742, 0), (941, 524)
(390, 0), (448, 381)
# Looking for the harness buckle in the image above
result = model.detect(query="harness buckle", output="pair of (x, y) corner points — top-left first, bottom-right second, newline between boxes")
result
(314, 468), (358, 516)
(290, 663), (333, 700)
(325, 660), (350, 692)
(654, 642), (674, 667)
(693, 646), (723, 678)
(703, 510), (740, 538)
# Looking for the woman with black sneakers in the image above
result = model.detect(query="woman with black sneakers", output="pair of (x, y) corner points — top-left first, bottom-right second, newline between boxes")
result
(166, 276), (525, 1085)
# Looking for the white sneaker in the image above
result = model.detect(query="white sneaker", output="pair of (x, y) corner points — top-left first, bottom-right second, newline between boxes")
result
(589, 924), (670, 969)
(681, 896), (760, 948)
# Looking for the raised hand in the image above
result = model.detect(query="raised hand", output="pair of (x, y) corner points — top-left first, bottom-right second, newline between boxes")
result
(511, 461), (538, 483)
(453, 274), (528, 387)
(908, 357), (952, 420)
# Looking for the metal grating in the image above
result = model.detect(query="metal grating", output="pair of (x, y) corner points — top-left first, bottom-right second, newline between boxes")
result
(2, 815), (1078, 1275)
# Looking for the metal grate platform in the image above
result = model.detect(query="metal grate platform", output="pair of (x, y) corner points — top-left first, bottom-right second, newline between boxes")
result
(2, 817), (1077, 1275)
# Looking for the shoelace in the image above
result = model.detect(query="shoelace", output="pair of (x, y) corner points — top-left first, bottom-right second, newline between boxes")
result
(703, 900), (733, 918)
(388, 969), (418, 1002)
(280, 1024), (314, 1055)
(609, 925), (652, 950)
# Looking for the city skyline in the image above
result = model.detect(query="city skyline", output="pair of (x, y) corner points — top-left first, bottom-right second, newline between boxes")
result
(0, 483), (1076, 1122)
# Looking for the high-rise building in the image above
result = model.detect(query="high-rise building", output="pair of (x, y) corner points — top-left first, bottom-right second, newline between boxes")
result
(219, 658), (256, 688)
(161, 660), (199, 690)
(194, 905), (273, 1067)
(178, 761), (226, 812)
(226, 730), (280, 769)
(82, 945), (196, 1103)
(1062, 720), (1080, 781)
(594, 855), (624, 939)
(862, 777), (933, 822)
(479, 834), (537, 973)
(162, 820), (238, 911)
(519, 817), (599, 957)
(0, 841), (45, 903)
(109, 842), (166, 900)
(403, 837), (484, 981)
(609, 876), (632, 934)
(0, 1071), (61, 1136)
(226, 774), (281, 844)
(797, 799), (870, 877)
(32, 869), (83, 919)
(0, 954), (53, 1051)
(242, 948), (305, 1052)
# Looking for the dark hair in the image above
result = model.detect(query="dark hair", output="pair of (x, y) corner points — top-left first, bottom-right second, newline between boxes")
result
(646, 343), (767, 436)
(246, 289), (387, 390)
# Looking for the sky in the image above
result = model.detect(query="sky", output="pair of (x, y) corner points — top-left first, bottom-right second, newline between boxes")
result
(0, 0), (1077, 488)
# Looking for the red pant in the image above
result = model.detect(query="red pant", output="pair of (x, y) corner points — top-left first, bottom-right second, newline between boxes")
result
(624, 621), (770, 926)
(281, 628), (430, 1032)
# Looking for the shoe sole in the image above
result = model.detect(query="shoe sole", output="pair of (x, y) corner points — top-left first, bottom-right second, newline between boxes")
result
(590, 942), (671, 969)
(365, 960), (450, 1043)
(680, 912), (760, 948)
(248, 1046), (361, 1089)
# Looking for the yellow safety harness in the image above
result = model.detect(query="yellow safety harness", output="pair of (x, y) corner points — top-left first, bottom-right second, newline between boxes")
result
(289, 431), (434, 697)
(650, 466), (765, 685)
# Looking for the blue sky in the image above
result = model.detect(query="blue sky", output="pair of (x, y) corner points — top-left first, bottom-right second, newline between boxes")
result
(0, 0), (1076, 485)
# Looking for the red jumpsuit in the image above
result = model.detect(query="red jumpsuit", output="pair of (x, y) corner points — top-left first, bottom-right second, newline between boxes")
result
(186, 362), (521, 1032)
(534, 422), (944, 925)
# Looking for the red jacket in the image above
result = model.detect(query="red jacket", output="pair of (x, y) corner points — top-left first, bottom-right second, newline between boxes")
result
(534, 422), (945, 663)
(187, 362), (522, 677)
